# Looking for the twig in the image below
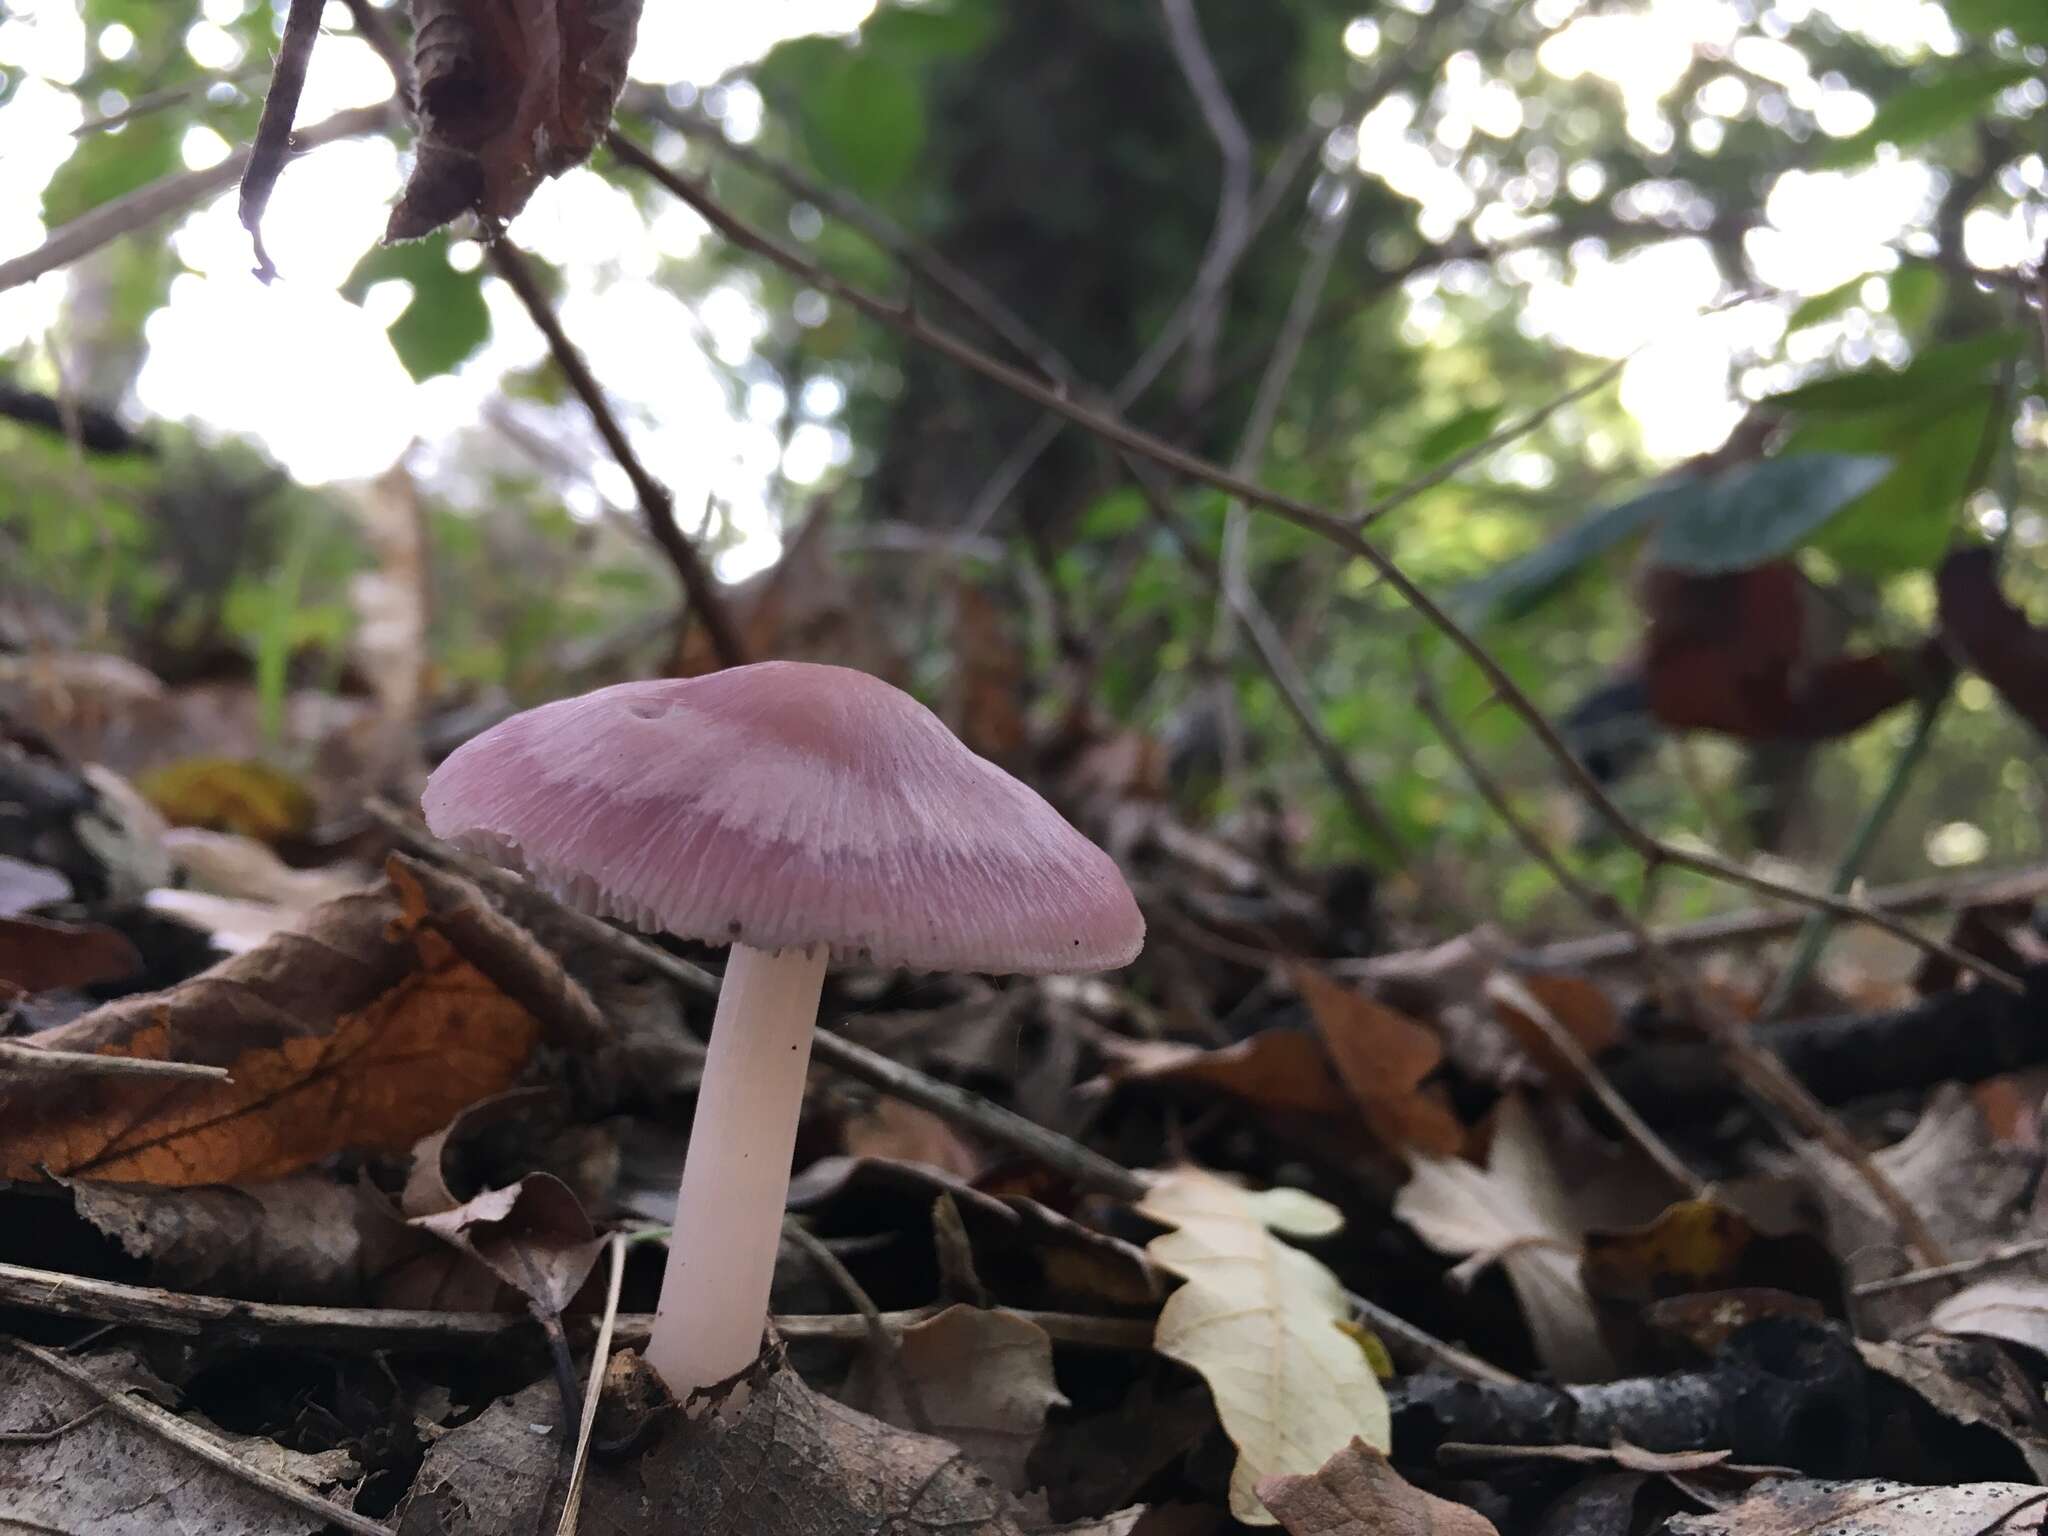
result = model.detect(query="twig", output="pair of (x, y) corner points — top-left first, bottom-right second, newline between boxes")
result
(0, 1038), (230, 1083)
(555, 1234), (626, 1536)
(604, 130), (2020, 996)
(1155, 0), (1252, 401)
(0, 1257), (1152, 1352)
(1486, 973), (1706, 1199)
(0, 102), (393, 293)
(1413, 663), (1949, 1266)
(783, 1218), (933, 1433)
(1854, 1235), (2048, 1297)
(238, 0), (325, 281)
(482, 237), (748, 670)
(1354, 355), (1629, 529)
(6, 1338), (390, 1536)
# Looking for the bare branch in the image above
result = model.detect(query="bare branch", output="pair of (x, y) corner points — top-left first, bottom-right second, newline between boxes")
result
(606, 129), (2020, 995)
(483, 236), (749, 670)
(238, 0), (325, 282)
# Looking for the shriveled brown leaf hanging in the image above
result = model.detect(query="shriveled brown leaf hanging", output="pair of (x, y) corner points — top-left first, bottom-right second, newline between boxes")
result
(388, 0), (642, 241)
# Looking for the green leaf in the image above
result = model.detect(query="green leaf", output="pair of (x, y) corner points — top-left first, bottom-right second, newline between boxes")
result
(1787, 276), (1867, 332)
(342, 234), (490, 381)
(1455, 480), (1688, 625)
(1791, 391), (2002, 575)
(1411, 404), (1505, 469)
(805, 51), (927, 198)
(1762, 329), (2024, 413)
(859, 0), (997, 60)
(1650, 454), (1893, 574)
(1817, 61), (2036, 168)
(43, 115), (181, 227)
(1947, 0), (2048, 46)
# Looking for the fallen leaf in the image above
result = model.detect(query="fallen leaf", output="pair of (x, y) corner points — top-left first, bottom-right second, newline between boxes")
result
(1395, 1095), (1613, 1381)
(840, 1096), (985, 1180)
(1488, 970), (1620, 1086)
(135, 757), (317, 842)
(162, 826), (365, 906)
(1294, 966), (1464, 1156)
(843, 1303), (1068, 1493)
(0, 1345), (359, 1536)
(389, 0), (642, 239)
(394, 1375), (565, 1535)
(143, 889), (305, 955)
(1668, 1477), (2048, 1534)
(410, 1172), (603, 1317)
(951, 574), (1030, 763)
(1858, 1332), (2048, 1479)
(1101, 1029), (1352, 1118)
(0, 856), (602, 1185)
(1256, 1437), (1499, 1535)
(1929, 1280), (2048, 1358)
(1139, 1167), (1390, 1525)
(67, 1173), (421, 1304)
(0, 853), (69, 915)
(0, 912), (141, 992)
(1582, 1199), (1843, 1324)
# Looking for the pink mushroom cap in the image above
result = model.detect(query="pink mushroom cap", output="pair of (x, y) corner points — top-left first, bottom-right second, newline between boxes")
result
(421, 661), (1144, 973)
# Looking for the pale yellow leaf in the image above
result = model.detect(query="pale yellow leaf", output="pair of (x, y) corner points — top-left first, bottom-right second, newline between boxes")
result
(1139, 1168), (1390, 1525)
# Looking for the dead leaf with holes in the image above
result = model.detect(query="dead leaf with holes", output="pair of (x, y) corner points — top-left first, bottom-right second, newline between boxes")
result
(388, 0), (643, 239)
(1139, 1167), (1390, 1526)
(1256, 1437), (1499, 1535)
(1293, 966), (1464, 1155)
(0, 855), (601, 1185)
(1395, 1095), (1613, 1381)
(842, 1304), (1068, 1493)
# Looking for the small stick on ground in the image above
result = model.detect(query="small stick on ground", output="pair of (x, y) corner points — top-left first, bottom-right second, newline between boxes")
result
(237, 0), (327, 281)
(0, 1038), (229, 1083)
(784, 1217), (933, 1433)
(7, 1338), (391, 1536)
(1854, 1235), (2048, 1298)
(555, 1233), (627, 1536)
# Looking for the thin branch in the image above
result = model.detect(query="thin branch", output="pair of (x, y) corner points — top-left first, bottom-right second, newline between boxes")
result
(238, 0), (324, 282)
(1413, 662), (1950, 1266)
(483, 236), (748, 669)
(0, 102), (393, 293)
(1156, 0), (1253, 401)
(7, 1338), (391, 1536)
(784, 1218), (933, 1432)
(1854, 1234), (2048, 1298)
(0, 1039), (229, 1083)
(604, 129), (2020, 996)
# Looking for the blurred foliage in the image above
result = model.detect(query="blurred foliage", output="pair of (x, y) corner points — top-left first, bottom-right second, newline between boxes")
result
(3, 0), (2046, 934)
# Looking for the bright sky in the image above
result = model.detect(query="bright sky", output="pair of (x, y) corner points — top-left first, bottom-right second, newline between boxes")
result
(0, 0), (2039, 575)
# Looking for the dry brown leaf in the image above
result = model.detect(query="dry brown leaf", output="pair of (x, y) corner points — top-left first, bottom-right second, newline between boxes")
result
(1489, 970), (1620, 1086)
(1294, 965), (1464, 1156)
(388, 0), (642, 239)
(841, 1096), (985, 1180)
(411, 1172), (603, 1317)
(843, 1304), (1068, 1493)
(1581, 1199), (1843, 1324)
(1857, 1333), (2048, 1480)
(0, 912), (141, 992)
(67, 1173), (421, 1304)
(1101, 1029), (1352, 1118)
(1929, 1279), (2048, 1358)
(951, 576), (1030, 763)
(1667, 1477), (2048, 1535)
(1256, 1437), (1500, 1535)
(0, 1345), (358, 1536)
(0, 856), (600, 1185)
(1395, 1095), (1614, 1381)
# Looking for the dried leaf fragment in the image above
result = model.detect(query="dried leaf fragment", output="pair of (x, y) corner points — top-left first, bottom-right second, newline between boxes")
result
(1295, 965), (1464, 1155)
(1668, 1477), (2048, 1535)
(1139, 1168), (1390, 1526)
(1256, 1437), (1499, 1535)
(389, 0), (643, 240)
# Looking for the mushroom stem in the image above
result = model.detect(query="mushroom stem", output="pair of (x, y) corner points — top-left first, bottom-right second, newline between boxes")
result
(646, 940), (828, 1397)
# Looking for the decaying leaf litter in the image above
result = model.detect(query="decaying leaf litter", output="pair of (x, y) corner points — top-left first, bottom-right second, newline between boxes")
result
(7, 0), (2048, 1534)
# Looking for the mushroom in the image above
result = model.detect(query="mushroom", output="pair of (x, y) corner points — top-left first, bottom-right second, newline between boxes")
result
(420, 660), (1143, 1397)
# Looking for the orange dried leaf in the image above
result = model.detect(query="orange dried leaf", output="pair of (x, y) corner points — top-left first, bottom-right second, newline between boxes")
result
(1101, 1030), (1352, 1119)
(1294, 966), (1464, 1157)
(1490, 971), (1619, 1087)
(0, 857), (599, 1186)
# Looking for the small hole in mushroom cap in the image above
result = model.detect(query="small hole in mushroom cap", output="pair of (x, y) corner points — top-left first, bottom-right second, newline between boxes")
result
(625, 701), (664, 721)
